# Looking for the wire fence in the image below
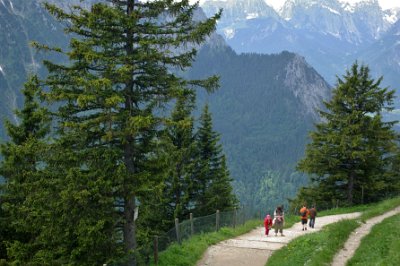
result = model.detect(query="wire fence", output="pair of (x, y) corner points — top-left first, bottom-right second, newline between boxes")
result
(152, 207), (256, 264)
(108, 205), (294, 265)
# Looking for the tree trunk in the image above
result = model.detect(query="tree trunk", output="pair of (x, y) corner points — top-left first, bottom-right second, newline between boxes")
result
(124, 195), (137, 265)
(123, 1), (137, 264)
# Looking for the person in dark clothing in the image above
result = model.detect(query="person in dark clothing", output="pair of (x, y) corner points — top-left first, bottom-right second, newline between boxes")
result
(309, 206), (317, 228)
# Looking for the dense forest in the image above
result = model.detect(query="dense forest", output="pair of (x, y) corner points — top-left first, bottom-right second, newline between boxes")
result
(0, 1), (236, 265)
(186, 44), (330, 212)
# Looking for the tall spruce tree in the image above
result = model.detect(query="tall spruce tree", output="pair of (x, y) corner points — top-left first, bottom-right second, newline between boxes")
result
(30, 0), (220, 264)
(163, 91), (197, 224)
(194, 104), (237, 215)
(297, 62), (398, 206)
(0, 75), (51, 261)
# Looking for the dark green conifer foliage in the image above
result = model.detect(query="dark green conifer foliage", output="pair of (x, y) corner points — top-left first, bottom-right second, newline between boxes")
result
(0, 75), (50, 261)
(205, 155), (237, 211)
(33, 0), (220, 264)
(297, 62), (398, 206)
(194, 104), (237, 215)
(163, 91), (197, 224)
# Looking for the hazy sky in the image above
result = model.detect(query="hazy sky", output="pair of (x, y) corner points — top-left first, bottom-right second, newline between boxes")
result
(264, 0), (400, 11)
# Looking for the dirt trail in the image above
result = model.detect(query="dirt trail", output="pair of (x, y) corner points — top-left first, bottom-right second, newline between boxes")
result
(196, 212), (361, 266)
(331, 206), (400, 266)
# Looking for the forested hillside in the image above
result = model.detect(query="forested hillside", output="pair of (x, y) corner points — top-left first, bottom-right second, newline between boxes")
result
(186, 44), (331, 211)
(0, 1), (237, 264)
(0, 0), (332, 213)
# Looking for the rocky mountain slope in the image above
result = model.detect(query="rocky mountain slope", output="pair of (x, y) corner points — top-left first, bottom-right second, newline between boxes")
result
(0, 0), (69, 139)
(0, 0), (331, 209)
(200, 0), (400, 89)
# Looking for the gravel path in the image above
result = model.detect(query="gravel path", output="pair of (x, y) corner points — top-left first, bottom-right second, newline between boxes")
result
(196, 212), (361, 266)
(331, 206), (400, 266)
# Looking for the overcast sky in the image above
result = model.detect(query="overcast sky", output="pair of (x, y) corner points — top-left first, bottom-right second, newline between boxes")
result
(264, 0), (400, 11)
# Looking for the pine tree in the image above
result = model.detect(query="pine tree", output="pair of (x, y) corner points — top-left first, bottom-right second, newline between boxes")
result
(29, 1), (220, 264)
(297, 62), (398, 206)
(205, 155), (237, 211)
(163, 91), (197, 224)
(0, 75), (51, 261)
(194, 104), (237, 215)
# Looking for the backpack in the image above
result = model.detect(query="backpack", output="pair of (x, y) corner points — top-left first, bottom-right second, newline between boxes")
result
(300, 208), (307, 217)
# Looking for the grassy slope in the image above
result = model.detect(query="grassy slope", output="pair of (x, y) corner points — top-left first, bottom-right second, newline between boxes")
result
(348, 214), (400, 266)
(266, 197), (400, 266)
(151, 197), (400, 266)
(267, 219), (359, 266)
(150, 219), (261, 266)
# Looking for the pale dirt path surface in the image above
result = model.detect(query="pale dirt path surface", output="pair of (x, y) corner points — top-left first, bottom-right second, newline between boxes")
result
(196, 212), (361, 266)
(331, 206), (400, 266)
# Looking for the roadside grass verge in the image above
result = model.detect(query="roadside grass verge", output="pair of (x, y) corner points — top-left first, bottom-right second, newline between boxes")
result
(359, 197), (400, 221)
(150, 219), (261, 266)
(282, 214), (298, 229)
(316, 197), (400, 220)
(347, 214), (400, 266)
(266, 219), (359, 266)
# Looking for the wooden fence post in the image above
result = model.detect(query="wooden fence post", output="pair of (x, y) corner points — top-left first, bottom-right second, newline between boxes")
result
(153, 236), (158, 265)
(216, 210), (220, 231)
(175, 218), (181, 244)
(190, 213), (194, 236)
(233, 208), (237, 229)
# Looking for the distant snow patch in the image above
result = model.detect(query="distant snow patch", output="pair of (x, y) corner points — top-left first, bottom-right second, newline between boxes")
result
(384, 13), (398, 24)
(0, 65), (5, 76)
(328, 31), (341, 39)
(0, 0), (5, 7)
(246, 12), (259, 20)
(223, 28), (235, 39)
(322, 5), (341, 15)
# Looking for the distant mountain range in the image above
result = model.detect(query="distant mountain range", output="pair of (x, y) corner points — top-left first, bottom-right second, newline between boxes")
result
(0, 0), (332, 209)
(201, 0), (400, 97)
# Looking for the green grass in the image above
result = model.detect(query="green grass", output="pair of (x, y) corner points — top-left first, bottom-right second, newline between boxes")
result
(151, 197), (400, 266)
(282, 214), (298, 229)
(348, 214), (400, 266)
(266, 219), (360, 266)
(150, 219), (261, 266)
(359, 197), (400, 221)
(314, 197), (400, 221)
(266, 197), (400, 266)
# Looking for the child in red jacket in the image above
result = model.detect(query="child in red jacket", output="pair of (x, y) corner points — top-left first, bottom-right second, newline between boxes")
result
(264, 214), (273, 236)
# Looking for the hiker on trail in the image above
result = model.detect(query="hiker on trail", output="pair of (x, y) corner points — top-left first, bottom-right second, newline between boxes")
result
(299, 205), (309, 231)
(273, 205), (285, 236)
(264, 214), (273, 236)
(309, 206), (317, 228)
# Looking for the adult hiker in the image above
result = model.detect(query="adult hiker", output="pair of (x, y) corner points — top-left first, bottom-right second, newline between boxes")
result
(309, 206), (317, 228)
(264, 214), (273, 236)
(273, 205), (285, 236)
(299, 204), (309, 231)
